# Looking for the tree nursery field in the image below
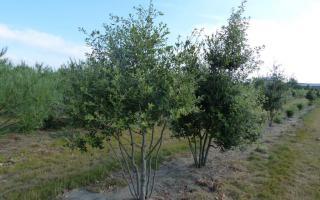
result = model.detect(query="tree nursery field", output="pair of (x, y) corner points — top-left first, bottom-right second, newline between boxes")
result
(0, 1), (319, 200)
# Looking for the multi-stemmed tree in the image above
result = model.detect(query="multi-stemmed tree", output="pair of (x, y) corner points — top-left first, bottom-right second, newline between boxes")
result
(67, 4), (196, 200)
(172, 2), (266, 168)
(261, 64), (287, 126)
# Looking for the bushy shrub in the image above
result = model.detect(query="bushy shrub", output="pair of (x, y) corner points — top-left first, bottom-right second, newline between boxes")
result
(286, 109), (294, 118)
(297, 103), (303, 110)
(259, 65), (287, 126)
(172, 2), (266, 168)
(273, 113), (283, 124)
(305, 90), (316, 102)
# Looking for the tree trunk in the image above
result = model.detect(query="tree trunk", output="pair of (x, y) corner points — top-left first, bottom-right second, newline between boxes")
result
(139, 130), (147, 200)
(203, 136), (213, 166)
(188, 132), (212, 168)
(269, 110), (274, 126)
(111, 123), (166, 200)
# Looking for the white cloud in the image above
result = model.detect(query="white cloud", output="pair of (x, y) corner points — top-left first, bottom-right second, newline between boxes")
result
(196, 1), (320, 83)
(247, 2), (320, 83)
(0, 24), (89, 67)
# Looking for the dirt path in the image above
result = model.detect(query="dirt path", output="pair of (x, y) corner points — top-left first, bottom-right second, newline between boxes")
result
(63, 106), (314, 200)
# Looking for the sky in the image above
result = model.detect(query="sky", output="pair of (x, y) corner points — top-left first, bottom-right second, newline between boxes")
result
(0, 0), (319, 83)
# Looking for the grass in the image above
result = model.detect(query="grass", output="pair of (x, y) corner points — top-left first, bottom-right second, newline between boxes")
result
(273, 97), (308, 123)
(283, 97), (307, 111)
(224, 101), (320, 200)
(0, 128), (188, 200)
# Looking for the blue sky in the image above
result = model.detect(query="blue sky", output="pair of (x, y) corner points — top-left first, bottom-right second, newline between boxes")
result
(0, 0), (319, 82)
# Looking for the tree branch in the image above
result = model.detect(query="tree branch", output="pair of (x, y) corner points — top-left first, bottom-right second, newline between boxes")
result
(146, 121), (166, 159)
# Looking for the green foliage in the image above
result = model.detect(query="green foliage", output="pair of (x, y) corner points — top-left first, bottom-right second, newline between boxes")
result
(0, 60), (62, 132)
(286, 109), (294, 118)
(172, 2), (266, 168)
(291, 88), (307, 98)
(66, 4), (197, 199)
(212, 84), (266, 149)
(305, 89), (317, 102)
(297, 103), (304, 110)
(58, 61), (90, 127)
(259, 65), (287, 126)
(66, 8), (196, 135)
(204, 2), (263, 80)
(273, 116), (282, 124)
(273, 113), (283, 124)
(287, 77), (299, 89)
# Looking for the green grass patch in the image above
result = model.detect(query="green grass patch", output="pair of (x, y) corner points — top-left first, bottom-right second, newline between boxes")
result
(2, 160), (118, 200)
(0, 129), (188, 200)
(224, 104), (320, 200)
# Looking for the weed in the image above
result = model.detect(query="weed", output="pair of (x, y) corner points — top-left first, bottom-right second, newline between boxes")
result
(297, 103), (303, 110)
(286, 109), (294, 118)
